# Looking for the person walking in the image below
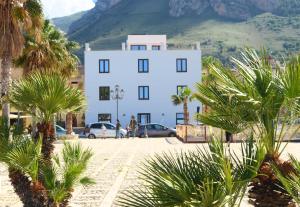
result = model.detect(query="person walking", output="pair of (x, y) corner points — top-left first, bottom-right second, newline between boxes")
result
(129, 115), (137, 138)
(116, 119), (121, 139)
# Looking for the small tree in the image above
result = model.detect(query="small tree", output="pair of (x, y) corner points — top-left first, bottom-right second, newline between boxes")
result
(171, 87), (193, 125)
(8, 71), (88, 206)
(194, 49), (300, 206)
(15, 20), (80, 135)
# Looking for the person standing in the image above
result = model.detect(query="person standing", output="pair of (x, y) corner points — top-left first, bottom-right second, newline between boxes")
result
(225, 131), (233, 143)
(116, 119), (121, 139)
(129, 115), (137, 138)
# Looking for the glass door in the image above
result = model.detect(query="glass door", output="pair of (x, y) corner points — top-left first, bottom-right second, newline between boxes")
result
(138, 113), (151, 124)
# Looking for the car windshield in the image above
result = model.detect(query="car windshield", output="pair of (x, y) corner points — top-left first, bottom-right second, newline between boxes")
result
(56, 125), (65, 132)
(91, 123), (102, 129)
(153, 124), (164, 130)
(104, 123), (115, 130)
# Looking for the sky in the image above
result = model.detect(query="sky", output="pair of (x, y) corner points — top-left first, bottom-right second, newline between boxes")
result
(41, 0), (95, 19)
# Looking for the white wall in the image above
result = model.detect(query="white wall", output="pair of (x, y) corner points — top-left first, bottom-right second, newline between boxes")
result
(127, 35), (167, 50)
(85, 50), (202, 128)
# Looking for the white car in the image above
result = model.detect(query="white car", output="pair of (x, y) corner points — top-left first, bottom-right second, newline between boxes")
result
(85, 122), (127, 139)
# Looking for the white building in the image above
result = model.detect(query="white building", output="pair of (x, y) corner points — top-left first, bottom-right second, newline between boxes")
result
(84, 35), (202, 128)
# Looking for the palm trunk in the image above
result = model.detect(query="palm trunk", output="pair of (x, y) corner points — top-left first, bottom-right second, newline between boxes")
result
(249, 154), (296, 207)
(1, 54), (12, 125)
(9, 168), (49, 207)
(183, 98), (189, 125)
(36, 122), (56, 164)
(66, 112), (73, 134)
(59, 193), (72, 207)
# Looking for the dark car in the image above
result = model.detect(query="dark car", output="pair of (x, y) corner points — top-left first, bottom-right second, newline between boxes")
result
(137, 123), (176, 138)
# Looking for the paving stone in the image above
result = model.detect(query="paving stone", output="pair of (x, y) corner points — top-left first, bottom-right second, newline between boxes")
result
(1, 138), (300, 206)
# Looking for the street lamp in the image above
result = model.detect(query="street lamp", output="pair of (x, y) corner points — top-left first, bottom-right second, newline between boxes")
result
(110, 85), (124, 120)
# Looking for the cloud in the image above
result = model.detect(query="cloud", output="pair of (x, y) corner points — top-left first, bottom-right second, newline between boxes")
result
(41, 0), (95, 19)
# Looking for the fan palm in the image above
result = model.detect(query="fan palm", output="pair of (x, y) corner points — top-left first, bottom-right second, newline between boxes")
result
(15, 19), (80, 76)
(42, 142), (95, 207)
(118, 137), (264, 207)
(171, 87), (194, 125)
(0, 117), (94, 207)
(0, 117), (48, 206)
(14, 19), (80, 135)
(9, 72), (85, 162)
(0, 0), (43, 120)
(194, 49), (300, 206)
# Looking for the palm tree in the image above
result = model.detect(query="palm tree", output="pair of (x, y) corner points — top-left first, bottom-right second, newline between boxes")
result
(194, 49), (300, 206)
(119, 138), (264, 207)
(14, 20), (80, 135)
(0, 0), (43, 121)
(15, 20), (80, 76)
(202, 56), (223, 139)
(42, 142), (94, 207)
(7, 72), (86, 206)
(0, 118), (94, 207)
(9, 71), (85, 162)
(171, 87), (193, 125)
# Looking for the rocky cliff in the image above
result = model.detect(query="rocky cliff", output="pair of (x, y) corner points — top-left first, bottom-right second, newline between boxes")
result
(68, 0), (300, 33)
(52, 0), (300, 65)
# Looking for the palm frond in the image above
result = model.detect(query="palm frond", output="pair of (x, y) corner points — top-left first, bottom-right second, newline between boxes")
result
(171, 95), (182, 105)
(274, 155), (300, 204)
(6, 137), (43, 182)
(9, 72), (85, 122)
(195, 48), (300, 155)
(118, 138), (262, 207)
(42, 142), (94, 204)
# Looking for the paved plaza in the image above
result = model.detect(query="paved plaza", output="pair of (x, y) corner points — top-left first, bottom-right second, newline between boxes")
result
(1, 138), (300, 207)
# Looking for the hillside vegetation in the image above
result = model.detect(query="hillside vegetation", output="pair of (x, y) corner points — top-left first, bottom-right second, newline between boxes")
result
(52, 0), (300, 63)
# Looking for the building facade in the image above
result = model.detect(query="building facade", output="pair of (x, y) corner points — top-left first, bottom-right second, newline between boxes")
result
(84, 35), (202, 128)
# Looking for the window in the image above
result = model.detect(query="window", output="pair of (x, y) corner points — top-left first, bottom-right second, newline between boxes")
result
(104, 123), (115, 129)
(98, 114), (111, 122)
(177, 85), (187, 95)
(99, 87), (110, 100)
(153, 124), (164, 130)
(90, 123), (103, 129)
(138, 59), (149, 73)
(131, 45), (147, 50)
(152, 45), (160, 50)
(138, 86), (149, 100)
(99, 59), (110, 73)
(176, 58), (187, 72)
(176, 113), (184, 125)
(138, 113), (151, 124)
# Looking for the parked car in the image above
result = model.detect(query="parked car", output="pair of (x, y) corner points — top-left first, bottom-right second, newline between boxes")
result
(137, 123), (176, 138)
(56, 125), (69, 138)
(84, 122), (127, 139)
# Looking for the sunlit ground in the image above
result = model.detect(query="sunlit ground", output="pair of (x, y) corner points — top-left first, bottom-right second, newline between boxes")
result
(1, 137), (300, 207)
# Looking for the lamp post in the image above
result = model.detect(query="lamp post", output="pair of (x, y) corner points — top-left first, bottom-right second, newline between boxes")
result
(110, 85), (124, 121)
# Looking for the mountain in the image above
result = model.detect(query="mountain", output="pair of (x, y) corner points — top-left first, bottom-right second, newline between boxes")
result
(52, 11), (86, 33)
(52, 0), (300, 63)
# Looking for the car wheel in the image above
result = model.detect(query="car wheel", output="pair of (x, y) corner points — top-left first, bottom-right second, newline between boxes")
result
(139, 133), (145, 138)
(88, 134), (96, 139)
(169, 133), (176, 137)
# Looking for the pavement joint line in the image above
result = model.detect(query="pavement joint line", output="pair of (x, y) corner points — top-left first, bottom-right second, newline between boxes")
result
(99, 144), (138, 207)
(71, 141), (127, 199)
